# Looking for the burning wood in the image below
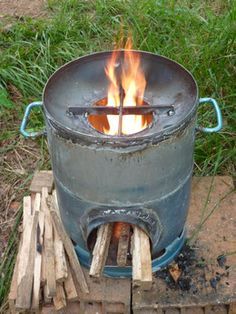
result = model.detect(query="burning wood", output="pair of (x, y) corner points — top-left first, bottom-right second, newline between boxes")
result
(117, 223), (131, 267)
(89, 221), (152, 289)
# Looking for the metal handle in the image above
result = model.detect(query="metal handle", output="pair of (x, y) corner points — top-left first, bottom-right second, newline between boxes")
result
(196, 97), (223, 133)
(20, 101), (46, 138)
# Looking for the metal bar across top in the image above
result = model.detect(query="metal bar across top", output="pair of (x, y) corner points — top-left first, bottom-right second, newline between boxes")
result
(67, 105), (175, 116)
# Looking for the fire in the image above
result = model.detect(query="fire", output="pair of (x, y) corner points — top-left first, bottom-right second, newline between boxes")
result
(104, 38), (147, 135)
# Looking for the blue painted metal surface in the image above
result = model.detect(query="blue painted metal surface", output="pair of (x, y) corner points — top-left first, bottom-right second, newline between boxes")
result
(196, 97), (223, 133)
(74, 228), (186, 277)
(20, 101), (46, 138)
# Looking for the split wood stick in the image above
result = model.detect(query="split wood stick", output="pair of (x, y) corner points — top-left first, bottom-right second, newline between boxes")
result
(41, 245), (46, 286)
(51, 189), (68, 283)
(15, 194), (40, 310)
(89, 223), (113, 278)
(53, 283), (66, 311)
(54, 228), (68, 283)
(43, 284), (52, 304)
(64, 259), (78, 301)
(23, 195), (31, 228)
(32, 196), (45, 310)
(132, 226), (142, 284)
(8, 240), (22, 314)
(9, 196), (29, 313)
(139, 228), (152, 290)
(132, 226), (152, 290)
(50, 193), (89, 294)
(117, 223), (130, 267)
(42, 187), (56, 297)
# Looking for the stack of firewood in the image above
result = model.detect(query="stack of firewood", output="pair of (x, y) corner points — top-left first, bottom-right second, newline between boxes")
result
(8, 171), (89, 313)
(8, 170), (153, 313)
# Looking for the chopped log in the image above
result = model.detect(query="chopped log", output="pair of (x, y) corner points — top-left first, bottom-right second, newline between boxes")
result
(50, 193), (89, 294)
(54, 228), (68, 283)
(64, 260), (78, 301)
(132, 226), (152, 290)
(42, 187), (56, 297)
(15, 194), (40, 310)
(30, 170), (54, 193)
(117, 223), (130, 267)
(89, 223), (113, 278)
(53, 283), (67, 311)
(32, 197), (45, 310)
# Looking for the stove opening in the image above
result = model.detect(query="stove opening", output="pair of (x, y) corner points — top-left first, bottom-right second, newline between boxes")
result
(87, 97), (153, 135)
(87, 222), (152, 266)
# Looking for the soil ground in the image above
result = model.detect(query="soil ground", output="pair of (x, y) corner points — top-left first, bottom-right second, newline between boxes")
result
(0, 0), (45, 18)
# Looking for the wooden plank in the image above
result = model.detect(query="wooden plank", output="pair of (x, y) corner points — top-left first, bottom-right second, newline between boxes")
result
(15, 194), (40, 310)
(42, 187), (56, 297)
(54, 227), (68, 283)
(117, 223), (130, 267)
(64, 260), (78, 301)
(89, 223), (113, 278)
(30, 170), (54, 193)
(31, 196), (45, 310)
(53, 283), (66, 311)
(204, 305), (228, 313)
(132, 226), (152, 290)
(229, 303), (236, 314)
(165, 308), (180, 313)
(49, 193), (89, 294)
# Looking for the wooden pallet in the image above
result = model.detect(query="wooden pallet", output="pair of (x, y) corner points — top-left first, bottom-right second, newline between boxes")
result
(8, 173), (236, 313)
(133, 176), (236, 314)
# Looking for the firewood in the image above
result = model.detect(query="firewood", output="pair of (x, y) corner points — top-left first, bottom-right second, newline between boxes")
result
(41, 245), (46, 286)
(49, 193), (89, 294)
(15, 194), (40, 310)
(89, 223), (113, 278)
(30, 170), (54, 193)
(139, 228), (152, 290)
(117, 223), (130, 266)
(53, 283), (66, 311)
(43, 284), (52, 304)
(32, 196), (45, 310)
(54, 227), (68, 283)
(64, 259), (78, 301)
(23, 195), (31, 228)
(132, 226), (142, 284)
(132, 226), (152, 290)
(50, 190), (68, 283)
(8, 240), (22, 313)
(42, 187), (56, 297)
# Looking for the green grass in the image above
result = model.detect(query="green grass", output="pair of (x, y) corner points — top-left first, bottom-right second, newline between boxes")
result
(0, 0), (235, 306)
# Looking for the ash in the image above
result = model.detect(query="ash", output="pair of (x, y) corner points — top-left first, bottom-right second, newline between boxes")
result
(155, 243), (229, 293)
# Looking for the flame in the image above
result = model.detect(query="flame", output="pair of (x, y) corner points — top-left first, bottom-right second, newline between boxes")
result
(104, 38), (147, 135)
